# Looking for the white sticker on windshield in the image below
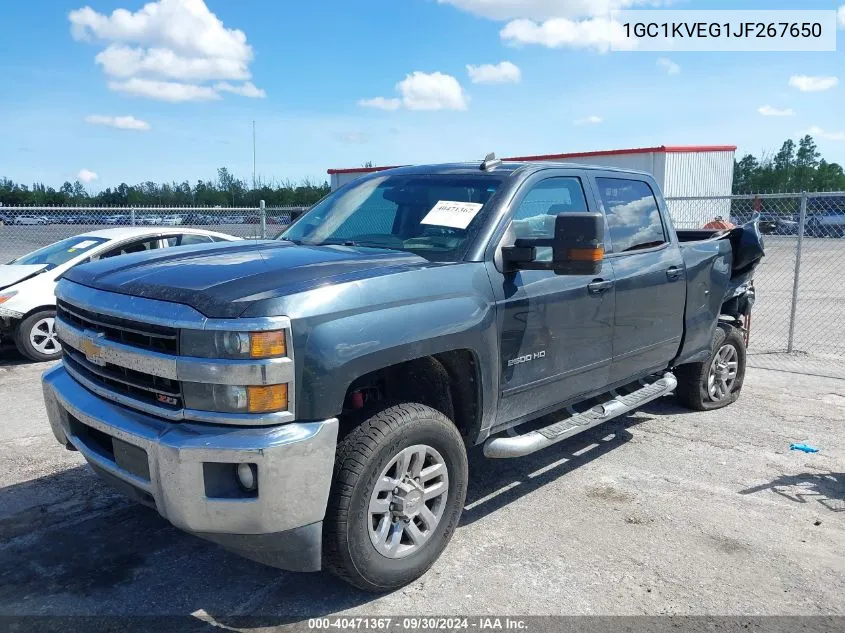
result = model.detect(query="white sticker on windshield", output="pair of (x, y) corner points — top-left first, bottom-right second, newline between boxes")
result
(68, 240), (98, 252)
(421, 201), (484, 230)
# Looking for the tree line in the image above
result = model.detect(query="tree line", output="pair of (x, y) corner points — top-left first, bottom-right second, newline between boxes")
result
(0, 168), (330, 207)
(3, 138), (844, 207)
(733, 135), (845, 194)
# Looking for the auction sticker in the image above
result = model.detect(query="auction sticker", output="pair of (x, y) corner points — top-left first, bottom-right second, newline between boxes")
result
(421, 200), (484, 230)
(68, 240), (98, 252)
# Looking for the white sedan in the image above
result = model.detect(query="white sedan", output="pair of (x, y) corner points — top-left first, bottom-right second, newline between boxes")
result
(0, 227), (240, 361)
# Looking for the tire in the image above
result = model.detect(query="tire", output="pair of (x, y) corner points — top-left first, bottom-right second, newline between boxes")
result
(675, 323), (746, 411)
(14, 310), (62, 362)
(323, 402), (468, 592)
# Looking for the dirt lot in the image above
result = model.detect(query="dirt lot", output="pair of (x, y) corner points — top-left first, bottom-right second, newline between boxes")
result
(0, 345), (843, 622)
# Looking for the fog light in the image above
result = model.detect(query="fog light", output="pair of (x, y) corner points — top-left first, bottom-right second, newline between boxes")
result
(236, 463), (257, 491)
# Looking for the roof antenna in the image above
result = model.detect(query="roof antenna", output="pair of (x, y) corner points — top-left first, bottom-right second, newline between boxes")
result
(480, 152), (502, 171)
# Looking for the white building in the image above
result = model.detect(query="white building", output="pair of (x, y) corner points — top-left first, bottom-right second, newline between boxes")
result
(328, 145), (736, 228)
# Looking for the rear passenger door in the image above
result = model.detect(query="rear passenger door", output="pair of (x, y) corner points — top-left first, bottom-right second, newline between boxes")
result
(590, 174), (686, 384)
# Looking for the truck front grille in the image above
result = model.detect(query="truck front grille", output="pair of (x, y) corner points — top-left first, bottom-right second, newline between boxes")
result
(63, 342), (183, 410)
(57, 300), (178, 354)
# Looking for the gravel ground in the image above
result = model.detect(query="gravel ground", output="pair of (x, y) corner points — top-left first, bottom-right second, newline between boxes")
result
(0, 345), (843, 622)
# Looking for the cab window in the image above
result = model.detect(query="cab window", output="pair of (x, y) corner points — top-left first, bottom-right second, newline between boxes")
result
(510, 177), (588, 261)
(595, 178), (667, 253)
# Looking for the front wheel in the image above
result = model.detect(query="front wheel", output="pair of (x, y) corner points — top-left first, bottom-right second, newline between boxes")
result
(323, 403), (468, 592)
(14, 310), (62, 362)
(675, 323), (746, 411)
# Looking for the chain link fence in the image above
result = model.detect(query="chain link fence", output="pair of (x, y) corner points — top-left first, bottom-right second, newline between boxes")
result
(2, 195), (843, 373)
(667, 192), (845, 376)
(0, 203), (308, 262)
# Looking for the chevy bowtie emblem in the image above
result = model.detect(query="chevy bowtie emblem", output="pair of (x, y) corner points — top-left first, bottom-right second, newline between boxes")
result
(81, 331), (107, 367)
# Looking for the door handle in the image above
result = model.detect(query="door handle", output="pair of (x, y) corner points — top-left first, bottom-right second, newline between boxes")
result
(587, 279), (614, 295)
(666, 266), (683, 281)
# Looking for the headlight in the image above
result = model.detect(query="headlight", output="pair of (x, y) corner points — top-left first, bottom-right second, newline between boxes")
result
(180, 329), (287, 359)
(0, 291), (18, 305)
(183, 383), (288, 413)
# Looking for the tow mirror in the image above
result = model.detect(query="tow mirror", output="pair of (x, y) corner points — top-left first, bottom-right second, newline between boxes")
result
(502, 212), (605, 275)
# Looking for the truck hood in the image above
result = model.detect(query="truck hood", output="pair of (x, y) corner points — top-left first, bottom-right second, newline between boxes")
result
(0, 264), (49, 291)
(62, 240), (440, 318)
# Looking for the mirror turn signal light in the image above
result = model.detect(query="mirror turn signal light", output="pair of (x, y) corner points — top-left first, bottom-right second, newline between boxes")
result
(247, 384), (288, 413)
(567, 247), (604, 262)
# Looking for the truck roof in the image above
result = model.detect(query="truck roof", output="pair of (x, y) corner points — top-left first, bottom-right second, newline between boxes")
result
(369, 161), (653, 179)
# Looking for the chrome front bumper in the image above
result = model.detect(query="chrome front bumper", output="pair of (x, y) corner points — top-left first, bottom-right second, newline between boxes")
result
(42, 364), (339, 571)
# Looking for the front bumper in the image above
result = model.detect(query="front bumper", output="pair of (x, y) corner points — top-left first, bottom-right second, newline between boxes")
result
(42, 364), (339, 571)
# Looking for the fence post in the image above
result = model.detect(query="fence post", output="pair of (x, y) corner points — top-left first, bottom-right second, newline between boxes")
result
(259, 199), (266, 239)
(130, 207), (136, 226)
(786, 191), (808, 353)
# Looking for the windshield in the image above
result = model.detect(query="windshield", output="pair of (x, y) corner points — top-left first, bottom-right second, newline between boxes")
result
(279, 174), (504, 261)
(10, 236), (108, 270)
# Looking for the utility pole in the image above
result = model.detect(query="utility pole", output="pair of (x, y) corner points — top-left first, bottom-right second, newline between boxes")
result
(252, 120), (257, 192)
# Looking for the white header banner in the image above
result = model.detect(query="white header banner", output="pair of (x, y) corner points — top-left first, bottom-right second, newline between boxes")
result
(610, 10), (837, 52)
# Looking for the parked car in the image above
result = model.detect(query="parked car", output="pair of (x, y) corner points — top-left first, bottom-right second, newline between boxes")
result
(161, 214), (184, 226)
(102, 214), (129, 225)
(0, 227), (241, 361)
(136, 215), (163, 226)
(220, 215), (245, 224)
(806, 209), (845, 238)
(757, 212), (799, 236)
(41, 160), (764, 591)
(13, 215), (49, 225)
(182, 213), (218, 225)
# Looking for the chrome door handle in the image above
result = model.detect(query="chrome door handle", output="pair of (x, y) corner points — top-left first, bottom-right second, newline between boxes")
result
(587, 280), (614, 295)
(666, 267), (683, 281)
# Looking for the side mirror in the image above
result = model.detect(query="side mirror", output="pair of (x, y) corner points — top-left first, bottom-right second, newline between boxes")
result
(502, 212), (605, 275)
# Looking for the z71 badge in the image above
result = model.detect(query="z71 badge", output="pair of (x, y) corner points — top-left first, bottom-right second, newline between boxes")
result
(507, 351), (546, 367)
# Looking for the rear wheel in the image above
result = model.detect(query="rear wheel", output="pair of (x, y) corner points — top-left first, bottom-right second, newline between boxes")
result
(675, 323), (746, 411)
(15, 310), (62, 362)
(323, 403), (468, 592)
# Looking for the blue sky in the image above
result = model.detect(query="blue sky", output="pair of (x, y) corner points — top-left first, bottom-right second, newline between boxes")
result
(1, 0), (843, 190)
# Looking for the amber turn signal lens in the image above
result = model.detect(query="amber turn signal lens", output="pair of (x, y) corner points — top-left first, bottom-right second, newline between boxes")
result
(247, 384), (288, 413)
(568, 247), (604, 262)
(249, 331), (286, 358)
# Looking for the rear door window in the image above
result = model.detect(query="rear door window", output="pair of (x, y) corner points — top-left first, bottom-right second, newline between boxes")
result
(595, 178), (666, 253)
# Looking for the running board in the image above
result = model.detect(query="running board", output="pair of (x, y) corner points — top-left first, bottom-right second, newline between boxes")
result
(483, 372), (677, 459)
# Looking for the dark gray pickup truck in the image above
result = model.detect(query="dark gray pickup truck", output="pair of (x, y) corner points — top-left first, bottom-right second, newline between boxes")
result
(41, 158), (763, 591)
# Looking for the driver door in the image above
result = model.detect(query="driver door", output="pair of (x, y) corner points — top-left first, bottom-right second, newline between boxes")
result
(486, 172), (615, 426)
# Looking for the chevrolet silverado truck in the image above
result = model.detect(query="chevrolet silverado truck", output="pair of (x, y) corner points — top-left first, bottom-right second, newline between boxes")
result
(42, 158), (763, 591)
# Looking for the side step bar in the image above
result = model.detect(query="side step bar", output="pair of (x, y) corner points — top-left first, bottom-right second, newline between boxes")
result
(483, 372), (677, 459)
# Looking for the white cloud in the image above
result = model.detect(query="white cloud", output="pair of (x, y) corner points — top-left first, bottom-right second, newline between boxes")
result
(95, 44), (249, 82)
(397, 72), (469, 111)
(657, 57), (680, 75)
(85, 114), (152, 130)
(839, 5), (845, 28)
(500, 17), (632, 52)
(69, 0), (262, 102)
(803, 126), (845, 142)
(466, 61), (521, 84)
(574, 115), (602, 125)
(437, 0), (652, 21)
(77, 169), (98, 183)
(758, 105), (794, 117)
(788, 75), (839, 92)
(361, 73), (469, 111)
(214, 81), (266, 98)
(358, 97), (402, 111)
(108, 78), (221, 102)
